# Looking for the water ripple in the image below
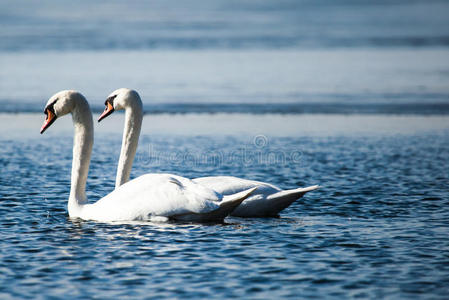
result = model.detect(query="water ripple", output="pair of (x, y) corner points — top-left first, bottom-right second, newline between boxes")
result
(1, 133), (449, 298)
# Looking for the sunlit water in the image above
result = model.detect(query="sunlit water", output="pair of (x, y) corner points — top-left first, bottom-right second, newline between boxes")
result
(1, 119), (448, 299)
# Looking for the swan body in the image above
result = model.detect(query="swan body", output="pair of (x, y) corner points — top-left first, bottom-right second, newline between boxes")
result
(77, 174), (255, 222)
(99, 88), (319, 218)
(40, 90), (255, 222)
(193, 176), (318, 217)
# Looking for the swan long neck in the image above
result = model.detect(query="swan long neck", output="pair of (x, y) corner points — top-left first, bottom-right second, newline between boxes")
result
(116, 93), (143, 187)
(68, 96), (94, 214)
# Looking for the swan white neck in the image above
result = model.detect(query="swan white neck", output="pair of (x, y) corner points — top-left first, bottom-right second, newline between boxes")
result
(115, 94), (143, 187)
(68, 96), (93, 215)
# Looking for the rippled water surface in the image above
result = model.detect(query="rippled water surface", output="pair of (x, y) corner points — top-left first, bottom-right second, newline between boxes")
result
(1, 122), (448, 299)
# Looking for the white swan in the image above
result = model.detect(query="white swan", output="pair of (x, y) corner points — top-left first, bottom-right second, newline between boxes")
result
(98, 88), (319, 218)
(40, 90), (256, 222)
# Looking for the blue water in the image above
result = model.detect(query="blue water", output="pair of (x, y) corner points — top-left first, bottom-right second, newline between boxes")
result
(1, 0), (449, 298)
(1, 0), (449, 51)
(3, 101), (449, 115)
(1, 131), (449, 298)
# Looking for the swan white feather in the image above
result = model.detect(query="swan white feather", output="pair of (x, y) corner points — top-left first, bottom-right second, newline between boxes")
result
(99, 88), (319, 218)
(193, 176), (319, 217)
(40, 90), (255, 222)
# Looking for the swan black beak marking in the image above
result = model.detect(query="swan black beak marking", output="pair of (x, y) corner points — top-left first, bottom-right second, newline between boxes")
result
(98, 100), (115, 122)
(40, 108), (57, 134)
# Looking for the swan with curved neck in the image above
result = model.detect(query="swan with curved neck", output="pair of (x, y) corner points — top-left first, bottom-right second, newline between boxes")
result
(99, 88), (318, 218)
(40, 90), (255, 222)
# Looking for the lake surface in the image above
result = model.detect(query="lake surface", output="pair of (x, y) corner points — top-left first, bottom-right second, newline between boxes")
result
(1, 0), (449, 299)
(1, 114), (448, 299)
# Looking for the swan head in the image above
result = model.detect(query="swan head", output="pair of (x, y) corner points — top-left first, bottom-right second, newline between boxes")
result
(98, 88), (141, 122)
(40, 90), (82, 134)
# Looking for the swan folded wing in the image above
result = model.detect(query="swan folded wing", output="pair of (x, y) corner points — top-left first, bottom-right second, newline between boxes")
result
(84, 174), (222, 221)
(193, 176), (281, 197)
(170, 174), (222, 203)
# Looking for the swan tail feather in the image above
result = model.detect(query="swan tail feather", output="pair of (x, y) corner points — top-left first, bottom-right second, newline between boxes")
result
(231, 185), (319, 218)
(173, 187), (257, 222)
(267, 185), (320, 201)
(265, 185), (319, 215)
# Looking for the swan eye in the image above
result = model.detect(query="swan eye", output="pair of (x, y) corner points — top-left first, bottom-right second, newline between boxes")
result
(43, 100), (57, 115)
(105, 95), (117, 106)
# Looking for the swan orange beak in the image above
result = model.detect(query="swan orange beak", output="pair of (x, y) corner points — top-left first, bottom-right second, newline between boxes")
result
(98, 101), (115, 122)
(40, 108), (57, 134)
